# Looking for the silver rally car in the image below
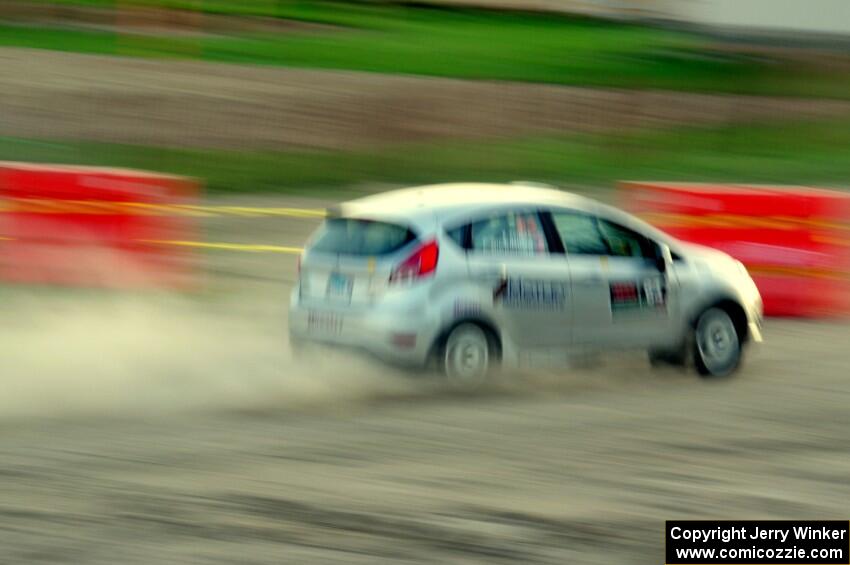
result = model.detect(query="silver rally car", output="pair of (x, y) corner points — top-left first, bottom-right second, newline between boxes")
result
(289, 183), (763, 384)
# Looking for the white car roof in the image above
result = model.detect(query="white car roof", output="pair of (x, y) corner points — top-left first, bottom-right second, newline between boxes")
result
(334, 183), (595, 226)
(326, 182), (682, 251)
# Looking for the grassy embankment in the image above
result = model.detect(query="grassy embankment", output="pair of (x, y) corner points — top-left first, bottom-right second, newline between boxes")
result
(2, 120), (848, 194)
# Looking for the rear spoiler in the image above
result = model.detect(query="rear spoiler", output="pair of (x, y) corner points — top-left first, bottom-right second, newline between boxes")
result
(323, 207), (392, 225)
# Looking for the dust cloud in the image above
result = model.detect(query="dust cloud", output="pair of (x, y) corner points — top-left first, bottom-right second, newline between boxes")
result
(0, 289), (414, 419)
(0, 286), (674, 421)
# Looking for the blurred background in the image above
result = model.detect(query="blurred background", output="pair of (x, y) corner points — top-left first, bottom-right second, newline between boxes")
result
(2, 0), (850, 192)
(1, 1), (850, 564)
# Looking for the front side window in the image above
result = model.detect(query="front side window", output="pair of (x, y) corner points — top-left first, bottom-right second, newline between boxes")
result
(469, 211), (548, 256)
(597, 219), (656, 259)
(551, 211), (656, 260)
(551, 212), (608, 255)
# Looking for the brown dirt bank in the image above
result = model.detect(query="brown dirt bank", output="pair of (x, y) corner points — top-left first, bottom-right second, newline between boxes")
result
(0, 1), (340, 35)
(3, 48), (850, 150)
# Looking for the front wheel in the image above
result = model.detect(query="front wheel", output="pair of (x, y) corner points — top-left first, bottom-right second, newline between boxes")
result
(693, 308), (742, 378)
(442, 323), (497, 388)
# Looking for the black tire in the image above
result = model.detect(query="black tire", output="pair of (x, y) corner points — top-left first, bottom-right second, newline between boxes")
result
(440, 323), (499, 388)
(693, 307), (742, 378)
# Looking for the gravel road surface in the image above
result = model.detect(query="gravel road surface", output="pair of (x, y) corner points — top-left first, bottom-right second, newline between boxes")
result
(1, 194), (848, 564)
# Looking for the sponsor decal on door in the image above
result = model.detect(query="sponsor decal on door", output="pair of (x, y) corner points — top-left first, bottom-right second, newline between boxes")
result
(493, 278), (569, 310)
(610, 277), (666, 314)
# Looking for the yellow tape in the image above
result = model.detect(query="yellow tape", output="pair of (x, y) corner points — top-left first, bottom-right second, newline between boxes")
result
(812, 235), (850, 247)
(174, 205), (326, 218)
(142, 240), (302, 254)
(116, 202), (199, 216)
(4, 199), (849, 230)
(640, 212), (850, 232)
(747, 264), (850, 281)
(0, 199), (326, 218)
(5, 235), (850, 280)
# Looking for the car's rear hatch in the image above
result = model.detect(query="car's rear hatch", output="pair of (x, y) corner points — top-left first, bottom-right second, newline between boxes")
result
(298, 217), (420, 307)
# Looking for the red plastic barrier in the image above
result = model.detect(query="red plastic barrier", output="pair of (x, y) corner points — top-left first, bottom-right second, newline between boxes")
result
(621, 182), (850, 318)
(0, 162), (199, 288)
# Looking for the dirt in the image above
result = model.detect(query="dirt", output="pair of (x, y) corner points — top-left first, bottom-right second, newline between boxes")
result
(1, 194), (849, 563)
(3, 48), (850, 150)
(0, 1), (341, 36)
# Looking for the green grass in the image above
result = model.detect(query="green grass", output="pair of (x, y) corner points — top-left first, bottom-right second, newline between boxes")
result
(4, 2), (850, 97)
(3, 120), (848, 194)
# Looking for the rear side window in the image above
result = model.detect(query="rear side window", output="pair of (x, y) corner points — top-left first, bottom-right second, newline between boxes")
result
(469, 211), (548, 255)
(445, 225), (468, 249)
(309, 218), (416, 256)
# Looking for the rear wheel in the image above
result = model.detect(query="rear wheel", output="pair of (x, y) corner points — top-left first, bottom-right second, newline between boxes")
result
(442, 323), (497, 387)
(693, 307), (742, 377)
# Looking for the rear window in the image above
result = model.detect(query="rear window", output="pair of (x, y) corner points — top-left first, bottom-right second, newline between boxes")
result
(309, 218), (416, 256)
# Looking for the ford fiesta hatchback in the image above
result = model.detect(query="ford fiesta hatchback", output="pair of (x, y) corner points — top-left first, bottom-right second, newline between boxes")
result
(289, 183), (763, 385)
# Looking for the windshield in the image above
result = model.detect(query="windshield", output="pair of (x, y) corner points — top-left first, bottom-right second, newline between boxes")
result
(309, 218), (416, 256)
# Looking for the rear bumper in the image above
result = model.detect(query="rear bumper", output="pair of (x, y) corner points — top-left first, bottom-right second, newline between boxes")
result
(288, 289), (439, 367)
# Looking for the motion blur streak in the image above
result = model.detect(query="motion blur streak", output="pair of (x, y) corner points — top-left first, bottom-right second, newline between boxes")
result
(2, 0), (850, 562)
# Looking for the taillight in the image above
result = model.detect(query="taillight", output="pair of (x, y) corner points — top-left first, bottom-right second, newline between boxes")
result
(389, 240), (439, 284)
